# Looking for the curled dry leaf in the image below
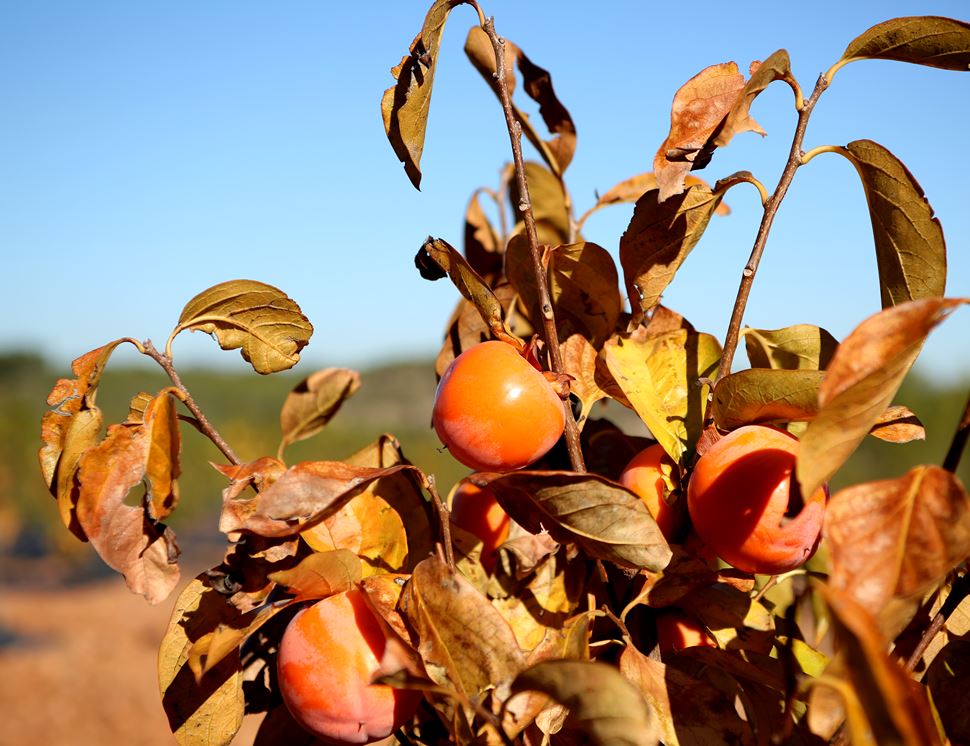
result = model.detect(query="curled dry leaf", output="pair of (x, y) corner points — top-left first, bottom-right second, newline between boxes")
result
(797, 297), (966, 500)
(715, 50), (795, 147)
(416, 236), (523, 350)
(560, 334), (610, 426)
(75, 391), (182, 604)
(158, 576), (244, 746)
(464, 26), (577, 177)
(401, 556), (526, 699)
(381, 0), (457, 188)
(603, 326), (721, 465)
(653, 62), (750, 201)
(868, 404), (925, 443)
(464, 189), (503, 278)
(743, 324), (839, 370)
(509, 659), (660, 746)
(825, 466), (970, 614)
(170, 280), (313, 375)
(507, 239), (621, 348)
(267, 548), (362, 602)
(471, 470), (672, 572)
(278, 368), (361, 458)
(619, 184), (725, 322)
(835, 16), (970, 73)
(842, 139), (947, 308)
(711, 368), (824, 431)
(816, 583), (943, 746)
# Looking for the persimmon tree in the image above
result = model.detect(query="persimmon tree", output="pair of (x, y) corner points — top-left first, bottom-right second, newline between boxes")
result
(38, 4), (970, 745)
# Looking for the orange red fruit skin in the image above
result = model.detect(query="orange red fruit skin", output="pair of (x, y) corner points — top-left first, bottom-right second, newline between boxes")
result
(277, 589), (421, 744)
(432, 341), (566, 472)
(655, 610), (717, 653)
(619, 444), (684, 541)
(686, 425), (826, 575)
(450, 480), (511, 573)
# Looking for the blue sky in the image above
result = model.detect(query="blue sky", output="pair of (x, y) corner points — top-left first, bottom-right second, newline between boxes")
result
(2, 1), (968, 383)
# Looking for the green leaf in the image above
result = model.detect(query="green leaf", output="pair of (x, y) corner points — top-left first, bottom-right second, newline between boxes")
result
(711, 368), (824, 430)
(619, 185), (724, 322)
(842, 140), (947, 308)
(170, 280), (312, 374)
(797, 297), (965, 500)
(743, 324), (839, 370)
(380, 0), (456, 188)
(836, 16), (970, 72)
(603, 327), (721, 464)
(278, 368), (361, 458)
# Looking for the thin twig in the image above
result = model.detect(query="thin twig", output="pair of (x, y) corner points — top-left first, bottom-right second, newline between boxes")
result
(141, 340), (241, 465)
(904, 571), (970, 674)
(426, 475), (456, 571)
(943, 389), (970, 474)
(481, 15), (586, 473)
(714, 74), (830, 386)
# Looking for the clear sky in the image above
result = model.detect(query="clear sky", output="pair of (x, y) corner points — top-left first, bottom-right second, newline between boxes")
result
(2, 1), (968, 383)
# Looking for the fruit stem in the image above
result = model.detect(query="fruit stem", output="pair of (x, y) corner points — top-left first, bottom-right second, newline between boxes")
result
(714, 73), (829, 387)
(943, 389), (970, 474)
(141, 340), (242, 466)
(425, 475), (456, 571)
(481, 15), (586, 473)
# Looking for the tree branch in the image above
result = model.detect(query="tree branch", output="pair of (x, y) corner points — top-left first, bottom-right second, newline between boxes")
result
(943, 389), (970, 474)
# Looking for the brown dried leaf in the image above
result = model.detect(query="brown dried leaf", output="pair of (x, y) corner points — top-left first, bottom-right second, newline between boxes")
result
(472, 470), (672, 571)
(560, 334), (610, 426)
(715, 51), (794, 147)
(825, 466), (970, 613)
(509, 659), (660, 745)
(619, 184), (725, 321)
(381, 0), (456, 189)
(603, 327), (721, 464)
(711, 368), (824, 430)
(654, 62), (749, 200)
(619, 645), (754, 746)
(816, 583), (943, 746)
(580, 173), (730, 229)
(845, 139), (947, 308)
(278, 368), (361, 457)
(464, 27), (576, 177)
(837, 16), (970, 72)
(171, 280), (312, 374)
(76, 392), (182, 604)
(267, 548), (361, 601)
(743, 324), (839, 370)
(158, 576), (244, 745)
(401, 556), (525, 698)
(464, 189), (503, 278)
(797, 298), (966, 499)
(188, 603), (285, 682)
(869, 405), (925, 443)
(219, 459), (418, 538)
(507, 239), (621, 347)
(926, 639), (970, 743)
(416, 236), (523, 349)
(510, 161), (572, 245)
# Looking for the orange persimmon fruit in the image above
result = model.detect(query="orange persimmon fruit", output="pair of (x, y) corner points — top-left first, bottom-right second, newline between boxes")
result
(450, 480), (511, 573)
(277, 588), (421, 744)
(432, 341), (566, 472)
(655, 609), (717, 653)
(686, 425), (827, 575)
(619, 443), (684, 541)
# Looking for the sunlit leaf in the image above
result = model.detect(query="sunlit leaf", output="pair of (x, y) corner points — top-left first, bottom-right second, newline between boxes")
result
(76, 391), (182, 604)
(711, 368), (824, 430)
(509, 659), (660, 745)
(654, 62), (749, 200)
(743, 324), (839, 370)
(158, 577), (244, 746)
(578, 173), (729, 229)
(416, 236), (523, 349)
(603, 327), (721, 464)
(825, 466), (970, 613)
(817, 583), (943, 745)
(267, 548), (361, 601)
(471, 470), (672, 571)
(844, 139), (946, 308)
(869, 405), (925, 443)
(619, 185), (725, 321)
(381, 0), (457, 188)
(836, 16), (970, 72)
(510, 161), (572, 245)
(400, 556), (525, 698)
(278, 368), (361, 457)
(560, 334), (610, 425)
(170, 280), (312, 374)
(797, 298), (966, 499)
(715, 50), (794, 147)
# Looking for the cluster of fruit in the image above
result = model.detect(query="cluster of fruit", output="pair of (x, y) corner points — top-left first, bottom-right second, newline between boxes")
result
(278, 339), (827, 742)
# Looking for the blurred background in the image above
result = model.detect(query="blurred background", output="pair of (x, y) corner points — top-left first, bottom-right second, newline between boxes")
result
(2, 1), (968, 743)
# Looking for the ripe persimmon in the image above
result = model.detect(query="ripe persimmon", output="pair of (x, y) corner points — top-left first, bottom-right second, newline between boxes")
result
(686, 425), (827, 575)
(277, 588), (421, 744)
(450, 480), (511, 573)
(655, 609), (717, 653)
(432, 341), (566, 472)
(619, 443), (684, 541)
